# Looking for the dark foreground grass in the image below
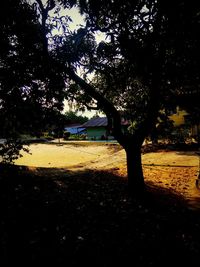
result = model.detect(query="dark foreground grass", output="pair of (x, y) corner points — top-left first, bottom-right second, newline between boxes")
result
(1, 164), (200, 267)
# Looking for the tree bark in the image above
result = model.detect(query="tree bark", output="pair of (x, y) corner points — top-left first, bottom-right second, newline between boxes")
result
(125, 144), (145, 195)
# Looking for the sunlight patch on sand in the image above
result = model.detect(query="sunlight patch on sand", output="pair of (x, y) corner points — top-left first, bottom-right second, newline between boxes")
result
(15, 143), (109, 168)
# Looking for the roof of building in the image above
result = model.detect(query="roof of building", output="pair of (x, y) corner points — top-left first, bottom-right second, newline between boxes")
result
(81, 117), (129, 128)
(82, 117), (108, 127)
(64, 127), (86, 134)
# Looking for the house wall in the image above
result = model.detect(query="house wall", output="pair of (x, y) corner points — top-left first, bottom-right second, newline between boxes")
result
(86, 127), (107, 140)
(167, 107), (200, 141)
(168, 107), (188, 126)
(86, 125), (129, 140)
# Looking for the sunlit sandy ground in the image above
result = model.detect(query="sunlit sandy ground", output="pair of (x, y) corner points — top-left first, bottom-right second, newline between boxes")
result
(15, 143), (109, 168)
(15, 142), (200, 208)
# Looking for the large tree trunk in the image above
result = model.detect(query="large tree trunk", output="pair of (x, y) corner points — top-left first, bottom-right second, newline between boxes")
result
(125, 144), (145, 195)
(150, 125), (158, 145)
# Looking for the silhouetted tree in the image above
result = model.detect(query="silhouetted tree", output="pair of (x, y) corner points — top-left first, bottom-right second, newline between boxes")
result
(59, 0), (200, 194)
(1, 0), (200, 194)
(0, 0), (66, 161)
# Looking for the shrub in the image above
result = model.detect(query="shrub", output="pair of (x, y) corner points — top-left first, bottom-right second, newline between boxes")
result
(0, 139), (29, 164)
(63, 131), (71, 140)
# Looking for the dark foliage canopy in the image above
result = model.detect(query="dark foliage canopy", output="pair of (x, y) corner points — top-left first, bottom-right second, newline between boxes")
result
(0, 0), (66, 140)
(1, 0), (199, 137)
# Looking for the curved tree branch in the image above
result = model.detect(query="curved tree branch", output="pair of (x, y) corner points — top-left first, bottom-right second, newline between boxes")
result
(66, 67), (126, 146)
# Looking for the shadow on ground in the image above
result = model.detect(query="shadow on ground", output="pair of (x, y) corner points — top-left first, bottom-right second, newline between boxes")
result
(176, 151), (200, 157)
(1, 164), (200, 266)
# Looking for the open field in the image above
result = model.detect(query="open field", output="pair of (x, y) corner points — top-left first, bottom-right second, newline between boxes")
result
(14, 142), (200, 208)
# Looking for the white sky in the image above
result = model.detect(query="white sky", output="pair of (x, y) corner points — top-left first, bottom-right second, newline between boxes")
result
(60, 6), (86, 31)
(62, 99), (103, 118)
(52, 6), (106, 42)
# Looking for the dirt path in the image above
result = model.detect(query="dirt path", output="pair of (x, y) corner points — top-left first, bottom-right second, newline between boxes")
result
(15, 143), (200, 209)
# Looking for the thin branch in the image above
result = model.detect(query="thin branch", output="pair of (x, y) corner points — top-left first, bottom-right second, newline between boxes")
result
(46, 0), (55, 12)
(35, 0), (50, 57)
(84, 103), (99, 110)
(35, 0), (44, 13)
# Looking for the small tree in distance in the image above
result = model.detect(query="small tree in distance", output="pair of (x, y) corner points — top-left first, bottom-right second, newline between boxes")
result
(64, 110), (88, 124)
